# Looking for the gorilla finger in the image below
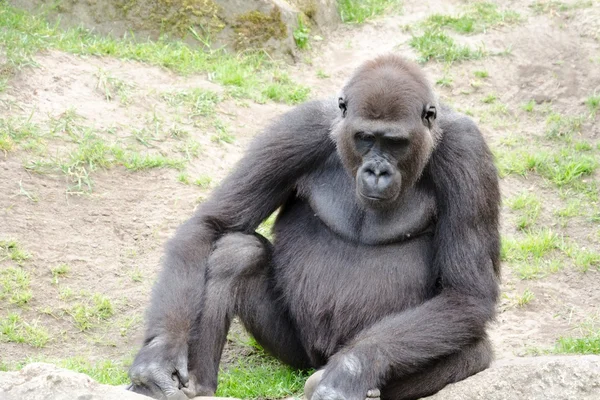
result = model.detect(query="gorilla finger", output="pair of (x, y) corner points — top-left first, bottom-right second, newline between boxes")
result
(148, 369), (180, 397)
(367, 389), (380, 398)
(127, 381), (164, 399)
(174, 357), (189, 388)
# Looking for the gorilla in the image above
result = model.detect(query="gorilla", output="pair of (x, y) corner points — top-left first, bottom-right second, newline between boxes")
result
(128, 54), (501, 400)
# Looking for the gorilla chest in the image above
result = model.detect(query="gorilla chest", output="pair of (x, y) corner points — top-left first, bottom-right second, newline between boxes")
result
(296, 158), (437, 245)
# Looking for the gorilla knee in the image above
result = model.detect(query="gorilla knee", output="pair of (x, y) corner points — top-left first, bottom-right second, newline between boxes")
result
(208, 232), (268, 280)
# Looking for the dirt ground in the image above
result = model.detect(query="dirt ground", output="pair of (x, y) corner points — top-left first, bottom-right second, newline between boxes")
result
(1, 0), (599, 380)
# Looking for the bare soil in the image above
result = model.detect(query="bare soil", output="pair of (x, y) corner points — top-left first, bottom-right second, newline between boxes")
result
(1, 0), (599, 374)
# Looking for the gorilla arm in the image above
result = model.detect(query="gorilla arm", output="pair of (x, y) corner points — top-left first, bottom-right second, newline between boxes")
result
(312, 118), (501, 400)
(129, 101), (336, 396)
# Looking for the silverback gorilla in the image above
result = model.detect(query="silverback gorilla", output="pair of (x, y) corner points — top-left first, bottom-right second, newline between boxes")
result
(128, 54), (501, 400)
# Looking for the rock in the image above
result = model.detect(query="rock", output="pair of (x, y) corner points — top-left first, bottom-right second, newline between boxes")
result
(301, 356), (600, 400)
(0, 363), (147, 400)
(423, 355), (600, 400)
(0, 363), (242, 400)
(10, 0), (340, 59)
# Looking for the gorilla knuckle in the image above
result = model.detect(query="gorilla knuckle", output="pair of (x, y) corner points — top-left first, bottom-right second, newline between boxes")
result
(209, 233), (267, 277)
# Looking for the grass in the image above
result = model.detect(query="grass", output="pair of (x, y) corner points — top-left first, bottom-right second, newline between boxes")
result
(495, 147), (597, 188)
(0, 266), (33, 306)
(338, 0), (403, 24)
(545, 113), (583, 140)
(530, 0), (593, 15)
(0, 3), (308, 105)
(482, 93), (497, 104)
(59, 357), (130, 385)
(50, 263), (70, 285)
(0, 313), (49, 348)
(501, 229), (564, 279)
(474, 70), (489, 78)
(0, 239), (30, 264)
(423, 2), (521, 34)
(516, 288), (535, 307)
(522, 100), (536, 112)
(161, 89), (220, 118)
(26, 130), (187, 193)
(506, 192), (541, 230)
(216, 351), (311, 398)
(257, 212), (278, 241)
(409, 29), (484, 63)
(554, 335), (600, 354)
(586, 93), (600, 116)
(293, 15), (310, 50)
(67, 293), (115, 331)
(261, 72), (311, 105)
(0, 117), (45, 154)
(193, 175), (213, 188)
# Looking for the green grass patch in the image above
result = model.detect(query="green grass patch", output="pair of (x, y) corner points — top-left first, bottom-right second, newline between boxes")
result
(554, 334), (599, 354)
(257, 212), (278, 241)
(0, 266), (33, 306)
(423, 2), (521, 34)
(293, 15), (311, 50)
(67, 293), (115, 331)
(586, 93), (600, 116)
(0, 239), (31, 264)
(482, 93), (497, 104)
(58, 357), (130, 385)
(0, 117), (44, 154)
(193, 175), (213, 189)
(26, 131), (186, 193)
(545, 113), (583, 140)
(506, 192), (541, 231)
(530, 0), (593, 15)
(516, 288), (535, 307)
(521, 100), (536, 113)
(261, 72), (311, 105)
(501, 229), (564, 279)
(50, 263), (70, 285)
(217, 355), (311, 398)
(0, 3), (307, 105)
(474, 70), (489, 78)
(0, 313), (49, 348)
(161, 89), (220, 118)
(337, 0), (403, 24)
(495, 147), (597, 188)
(409, 29), (484, 63)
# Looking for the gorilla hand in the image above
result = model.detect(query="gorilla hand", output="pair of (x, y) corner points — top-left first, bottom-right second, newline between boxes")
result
(128, 336), (189, 399)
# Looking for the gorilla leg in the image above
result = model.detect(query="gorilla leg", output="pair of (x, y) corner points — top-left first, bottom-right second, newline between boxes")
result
(305, 337), (490, 400)
(381, 337), (492, 400)
(186, 232), (310, 396)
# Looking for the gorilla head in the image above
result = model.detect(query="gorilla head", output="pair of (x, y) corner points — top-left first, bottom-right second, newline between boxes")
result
(332, 55), (441, 209)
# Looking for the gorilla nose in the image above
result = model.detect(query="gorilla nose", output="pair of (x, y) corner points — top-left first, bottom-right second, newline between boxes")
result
(360, 163), (397, 199)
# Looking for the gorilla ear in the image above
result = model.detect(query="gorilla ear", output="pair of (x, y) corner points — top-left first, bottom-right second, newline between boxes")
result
(423, 104), (437, 126)
(338, 97), (347, 117)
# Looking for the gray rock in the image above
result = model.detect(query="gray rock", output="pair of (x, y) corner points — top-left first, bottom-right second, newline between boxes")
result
(10, 0), (339, 58)
(0, 363), (148, 400)
(0, 363), (241, 400)
(423, 356), (600, 400)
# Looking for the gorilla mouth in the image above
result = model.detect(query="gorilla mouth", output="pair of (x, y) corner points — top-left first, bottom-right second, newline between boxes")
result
(359, 192), (397, 203)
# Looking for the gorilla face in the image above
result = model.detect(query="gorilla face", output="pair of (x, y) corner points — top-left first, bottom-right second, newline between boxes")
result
(333, 56), (440, 210)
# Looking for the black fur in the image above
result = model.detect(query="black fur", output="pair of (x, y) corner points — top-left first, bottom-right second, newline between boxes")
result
(128, 54), (501, 400)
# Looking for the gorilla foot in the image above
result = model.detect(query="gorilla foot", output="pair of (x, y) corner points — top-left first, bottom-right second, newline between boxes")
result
(303, 370), (380, 400)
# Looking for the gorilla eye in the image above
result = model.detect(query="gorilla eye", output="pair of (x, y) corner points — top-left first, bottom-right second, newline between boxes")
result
(354, 132), (375, 149)
(423, 104), (437, 126)
(338, 97), (347, 117)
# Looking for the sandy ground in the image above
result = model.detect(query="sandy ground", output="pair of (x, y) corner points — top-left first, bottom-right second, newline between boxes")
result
(1, 0), (599, 376)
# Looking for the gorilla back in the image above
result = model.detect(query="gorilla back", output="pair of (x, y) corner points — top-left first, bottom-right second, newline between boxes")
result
(128, 54), (500, 400)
